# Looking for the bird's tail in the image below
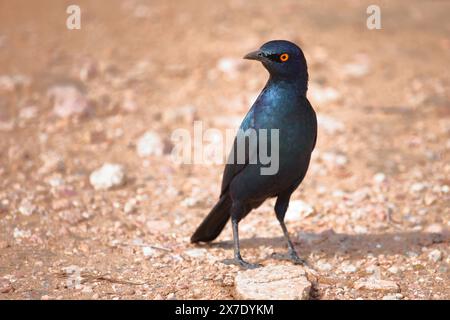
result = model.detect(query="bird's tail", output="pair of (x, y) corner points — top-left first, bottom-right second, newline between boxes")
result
(191, 195), (232, 243)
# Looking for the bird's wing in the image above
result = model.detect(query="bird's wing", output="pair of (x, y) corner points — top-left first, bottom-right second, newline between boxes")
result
(308, 98), (318, 151)
(220, 107), (256, 196)
(220, 140), (249, 196)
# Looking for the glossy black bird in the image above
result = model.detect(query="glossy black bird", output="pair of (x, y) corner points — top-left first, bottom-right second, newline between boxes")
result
(191, 40), (317, 269)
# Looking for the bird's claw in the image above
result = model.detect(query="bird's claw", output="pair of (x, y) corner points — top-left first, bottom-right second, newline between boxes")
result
(289, 250), (308, 266)
(236, 258), (262, 269)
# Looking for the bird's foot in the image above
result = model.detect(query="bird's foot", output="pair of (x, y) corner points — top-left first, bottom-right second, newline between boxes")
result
(235, 257), (262, 269)
(289, 250), (308, 266)
(222, 257), (262, 269)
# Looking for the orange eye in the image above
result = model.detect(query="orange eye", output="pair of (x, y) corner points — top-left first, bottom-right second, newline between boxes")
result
(280, 53), (289, 62)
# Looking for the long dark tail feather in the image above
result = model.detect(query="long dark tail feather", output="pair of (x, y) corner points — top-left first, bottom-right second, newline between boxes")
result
(191, 195), (232, 243)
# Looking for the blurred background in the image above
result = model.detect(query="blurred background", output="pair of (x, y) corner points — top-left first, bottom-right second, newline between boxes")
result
(0, 0), (449, 299)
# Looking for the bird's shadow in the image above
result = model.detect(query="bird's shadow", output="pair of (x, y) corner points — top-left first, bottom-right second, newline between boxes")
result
(204, 229), (448, 260)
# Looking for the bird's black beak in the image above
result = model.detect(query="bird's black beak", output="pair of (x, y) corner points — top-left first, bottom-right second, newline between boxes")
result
(243, 50), (265, 61)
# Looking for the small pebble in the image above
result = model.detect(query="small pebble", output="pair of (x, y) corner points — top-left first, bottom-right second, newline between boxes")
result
(0, 279), (14, 293)
(89, 163), (126, 190)
(18, 199), (36, 216)
(136, 131), (164, 157)
(285, 200), (315, 221)
(373, 172), (386, 184)
(387, 266), (399, 274)
(341, 263), (357, 274)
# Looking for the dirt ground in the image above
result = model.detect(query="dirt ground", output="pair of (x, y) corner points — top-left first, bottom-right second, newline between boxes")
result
(0, 0), (449, 300)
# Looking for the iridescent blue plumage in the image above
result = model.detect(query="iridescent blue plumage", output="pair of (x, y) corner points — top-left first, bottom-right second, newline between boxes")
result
(192, 40), (318, 269)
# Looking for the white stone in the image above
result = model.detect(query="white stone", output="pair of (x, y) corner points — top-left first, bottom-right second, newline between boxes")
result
(316, 260), (333, 272)
(47, 176), (64, 188)
(166, 292), (176, 300)
(162, 105), (197, 124)
(18, 199), (36, 216)
(124, 199), (137, 214)
(81, 286), (93, 293)
(13, 228), (31, 239)
(180, 197), (199, 208)
(0, 74), (31, 91)
(48, 84), (89, 118)
(341, 55), (370, 78)
(341, 263), (357, 273)
(425, 224), (443, 234)
(136, 131), (164, 157)
(373, 172), (386, 184)
(309, 84), (340, 104)
(387, 266), (399, 274)
(322, 152), (348, 167)
(0, 279), (14, 293)
(285, 200), (315, 221)
(184, 248), (207, 258)
(235, 265), (311, 300)
(142, 246), (157, 257)
(410, 182), (426, 193)
(19, 106), (38, 119)
(354, 225), (368, 234)
(428, 249), (442, 262)
(217, 58), (244, 78)
(89, 163), (126, 190)
(354, 278), (399, 292)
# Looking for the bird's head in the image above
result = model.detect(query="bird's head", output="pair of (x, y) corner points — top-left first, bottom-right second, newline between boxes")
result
(244, 40), (308, 84)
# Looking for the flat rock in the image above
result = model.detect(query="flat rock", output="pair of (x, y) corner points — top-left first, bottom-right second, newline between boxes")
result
(235, 265), (311, 300)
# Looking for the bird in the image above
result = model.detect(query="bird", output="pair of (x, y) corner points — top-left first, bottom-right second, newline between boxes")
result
(191, 40), (317, 269)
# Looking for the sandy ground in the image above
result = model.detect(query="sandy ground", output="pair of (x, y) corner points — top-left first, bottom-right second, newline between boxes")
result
(0, 0), (449, 300)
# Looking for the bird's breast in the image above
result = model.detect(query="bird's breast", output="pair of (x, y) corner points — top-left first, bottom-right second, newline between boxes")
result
(251, 88), (316, 155)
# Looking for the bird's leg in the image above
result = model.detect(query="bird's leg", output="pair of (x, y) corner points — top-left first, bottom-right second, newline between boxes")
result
(275, 195), (307, 265)
(278, 220), (307, 265)
(231, 203), (261, 269)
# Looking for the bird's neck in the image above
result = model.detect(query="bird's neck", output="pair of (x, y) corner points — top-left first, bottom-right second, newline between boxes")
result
(267, 73), (309, 96)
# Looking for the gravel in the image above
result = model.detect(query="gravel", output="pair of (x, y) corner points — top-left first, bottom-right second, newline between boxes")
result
(0, 0), (448, 301)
